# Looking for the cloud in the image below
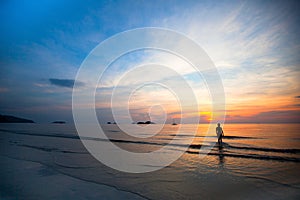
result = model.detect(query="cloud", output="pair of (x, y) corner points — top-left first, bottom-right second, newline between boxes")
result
(227, 110), (300, 123)
(0, 87), (9, 93)
(49, 78), (84, 88)
(295, 96), (300, 99)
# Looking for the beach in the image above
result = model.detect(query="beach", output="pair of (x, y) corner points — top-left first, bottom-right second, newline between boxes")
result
(0, 156), (143, 200)
(0, 123), (299, 199)
(2, 1), (300, 199)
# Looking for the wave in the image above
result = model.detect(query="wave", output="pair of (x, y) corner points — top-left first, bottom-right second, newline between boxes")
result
(242, 175), (299, 189)
(0, 128), (175, 147)
(189, 143), (300, 154)
(0, 128), (81, 140)
(53, 161), (95, 169)
(186, 150), (300, 162)
(169, 134), (262, 139)
(17, 144), (88, 154)
(2, 128), (300, 163)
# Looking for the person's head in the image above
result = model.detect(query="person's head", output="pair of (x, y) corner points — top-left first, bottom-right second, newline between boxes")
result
(217, 123), (220, 127)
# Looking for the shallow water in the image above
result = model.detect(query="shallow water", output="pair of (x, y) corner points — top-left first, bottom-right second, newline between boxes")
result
(0, 123), (299, 199)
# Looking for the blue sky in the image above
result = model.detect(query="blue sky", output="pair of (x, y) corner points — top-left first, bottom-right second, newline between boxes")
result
(1, 0), (300, 123)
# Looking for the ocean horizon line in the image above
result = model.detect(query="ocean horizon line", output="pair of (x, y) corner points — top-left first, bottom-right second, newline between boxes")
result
(1, 122), (299, 125)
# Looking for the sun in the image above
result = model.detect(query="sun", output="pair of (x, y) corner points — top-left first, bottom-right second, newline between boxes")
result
(200, 111), (212, 122)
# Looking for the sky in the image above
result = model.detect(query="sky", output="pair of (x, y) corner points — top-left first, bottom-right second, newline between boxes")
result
(0, 0), (300, 123)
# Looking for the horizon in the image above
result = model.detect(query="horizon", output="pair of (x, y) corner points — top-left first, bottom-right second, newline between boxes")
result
(1, 113), (300, 125)
(1, 1), (300, 124)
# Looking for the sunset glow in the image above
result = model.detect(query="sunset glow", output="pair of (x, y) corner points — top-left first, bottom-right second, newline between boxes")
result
(1, 1), (299, 124)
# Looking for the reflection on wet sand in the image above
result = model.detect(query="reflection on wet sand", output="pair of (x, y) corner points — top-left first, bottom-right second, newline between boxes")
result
(218, 145), (225, 166)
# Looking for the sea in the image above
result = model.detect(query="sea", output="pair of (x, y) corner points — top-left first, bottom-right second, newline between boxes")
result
(0, 123), (299, 199)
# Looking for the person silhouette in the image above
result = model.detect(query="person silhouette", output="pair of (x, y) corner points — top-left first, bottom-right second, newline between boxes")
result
(216, 123), (224, 146)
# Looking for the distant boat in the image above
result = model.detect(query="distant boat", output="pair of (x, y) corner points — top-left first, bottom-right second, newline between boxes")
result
(172, 119), (178, 125)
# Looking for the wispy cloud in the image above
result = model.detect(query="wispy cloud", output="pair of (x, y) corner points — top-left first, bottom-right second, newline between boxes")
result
(49, 78), (84, 88)
(227, 110), (300, 123)
(0, 87), (9, 93)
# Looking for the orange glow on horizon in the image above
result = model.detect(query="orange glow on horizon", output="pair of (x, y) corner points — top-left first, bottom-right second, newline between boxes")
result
(200, 111), (212, 122)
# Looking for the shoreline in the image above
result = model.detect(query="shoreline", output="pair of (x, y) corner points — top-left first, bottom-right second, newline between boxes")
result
(0, 155), (145, 200)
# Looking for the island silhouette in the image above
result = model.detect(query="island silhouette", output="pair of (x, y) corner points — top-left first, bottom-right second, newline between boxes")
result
(52, 121), (66, 124)
(0, 114), (35, 123)
(137, 121), (155, 124)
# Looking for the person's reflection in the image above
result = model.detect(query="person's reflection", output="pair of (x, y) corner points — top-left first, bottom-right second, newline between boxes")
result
(218, 145), (225, 166)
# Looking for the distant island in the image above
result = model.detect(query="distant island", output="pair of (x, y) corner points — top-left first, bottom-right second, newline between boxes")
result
(137, 121), (155, 124)
(0, 114), (35, 123)
(52, 121), (66, 124)
(106, 122), (117, 124)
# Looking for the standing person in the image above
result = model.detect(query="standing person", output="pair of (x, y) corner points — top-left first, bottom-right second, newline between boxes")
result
(216, 123), (224, 146)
